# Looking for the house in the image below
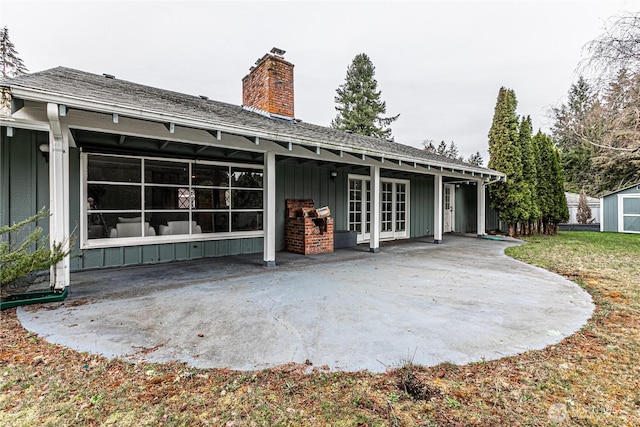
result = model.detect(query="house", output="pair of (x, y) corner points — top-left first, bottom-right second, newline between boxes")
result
(600, 183), (640, 233)
(0, 48), (505, 291)
(564, 192), (600, 224)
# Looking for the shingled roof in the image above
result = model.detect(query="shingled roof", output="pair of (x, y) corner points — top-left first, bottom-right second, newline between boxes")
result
(4, 67), (500, 177)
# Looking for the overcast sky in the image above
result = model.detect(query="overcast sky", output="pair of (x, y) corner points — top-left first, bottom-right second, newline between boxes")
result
(2, 0), (639, 161)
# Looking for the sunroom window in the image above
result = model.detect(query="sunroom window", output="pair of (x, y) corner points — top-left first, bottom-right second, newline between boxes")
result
(84, 153), (263, 243)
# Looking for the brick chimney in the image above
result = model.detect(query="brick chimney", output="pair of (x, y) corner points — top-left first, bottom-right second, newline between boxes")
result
(242, 47), (294, 119)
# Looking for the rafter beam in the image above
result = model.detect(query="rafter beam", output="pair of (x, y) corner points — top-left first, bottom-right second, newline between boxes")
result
(164, 122), (175, 134)
(206, 129), (221, 140)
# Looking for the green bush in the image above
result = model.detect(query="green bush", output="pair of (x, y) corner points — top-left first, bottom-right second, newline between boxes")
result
(0, 208), (71, 294)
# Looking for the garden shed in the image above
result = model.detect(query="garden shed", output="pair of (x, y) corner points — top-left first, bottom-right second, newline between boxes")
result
(600, 183), (640, 233)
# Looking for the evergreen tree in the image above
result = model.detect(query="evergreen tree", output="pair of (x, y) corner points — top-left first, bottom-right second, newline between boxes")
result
(423, 140), (436, 153)
(518, 116), (540, 234)
(436, 140), (448, 156)
(533, 131), (568, 233)
(0, 27), (28, 78)
(446, 141), (460, 160)
(331, 53), (399, 139)
(487, 87), (526, 236)
(466, 151), (484, 166)
(576, 191), (592, 224)
(552, 77), (599, 194)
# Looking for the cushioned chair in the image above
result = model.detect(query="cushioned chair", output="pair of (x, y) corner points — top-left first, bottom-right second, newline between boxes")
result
(159, 220), (202, 235)
(109, 221), (156, 238)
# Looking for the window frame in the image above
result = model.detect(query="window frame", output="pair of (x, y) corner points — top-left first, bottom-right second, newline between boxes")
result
(618, 194), (640, 234)
(80, 152), (264, 249)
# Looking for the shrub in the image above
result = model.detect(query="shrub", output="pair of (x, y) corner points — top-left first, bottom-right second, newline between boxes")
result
(1, 208), (71, 294)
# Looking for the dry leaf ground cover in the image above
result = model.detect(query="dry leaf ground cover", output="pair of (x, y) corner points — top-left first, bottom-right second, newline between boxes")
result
(1, 231), (638, 426)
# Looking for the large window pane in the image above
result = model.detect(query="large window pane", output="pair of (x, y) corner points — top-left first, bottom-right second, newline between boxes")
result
(232, 212), (263, 231)
(145, 187), (183, 209)
(232, 190), (263, 209)
(88, 184), (141, 210)
(193, 164), (229, 187)
(193, 212), (231, 233)
(231, 167), (263, 188)
(100, 213), (155, 239)
(145, 159), (189, 185)
(88, 155), (140, 183)
(85, 153), (263, 242)
(150, 212), (189, 235)
(195, 188), (230, 209)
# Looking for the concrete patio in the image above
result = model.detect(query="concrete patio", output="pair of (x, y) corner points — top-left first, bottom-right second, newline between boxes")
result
(17, 235), (594, 373)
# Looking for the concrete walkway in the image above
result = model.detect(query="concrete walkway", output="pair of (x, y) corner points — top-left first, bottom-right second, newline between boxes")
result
(18, 236), (594, 373)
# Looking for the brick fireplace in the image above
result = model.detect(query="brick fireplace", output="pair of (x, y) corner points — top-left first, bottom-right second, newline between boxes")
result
(285, 199), (334, 255)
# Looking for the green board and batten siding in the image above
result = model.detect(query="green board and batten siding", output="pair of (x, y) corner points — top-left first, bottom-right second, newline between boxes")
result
(601, 184), (640, 233)
(0, 128), (50, 237)
(409, 175), (435, 237)
(454, 184), (477, 233)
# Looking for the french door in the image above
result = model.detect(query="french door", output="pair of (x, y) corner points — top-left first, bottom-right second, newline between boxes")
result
(348, 175), (409, 242)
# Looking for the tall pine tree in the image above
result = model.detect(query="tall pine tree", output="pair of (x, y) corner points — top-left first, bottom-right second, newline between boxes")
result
(487, 87), (527, 236)
(0, 27), (28, 78)
(518, 116), (540, 234)
(533, 131), (568, 233)
(331, 53), (399, 139)
(1, 27), (28, 116)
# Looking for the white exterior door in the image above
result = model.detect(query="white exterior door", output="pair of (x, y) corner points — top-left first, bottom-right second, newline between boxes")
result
(348, 177), (371, 242)
(349, 175), (409, 242)
(444, 184), (455, 233)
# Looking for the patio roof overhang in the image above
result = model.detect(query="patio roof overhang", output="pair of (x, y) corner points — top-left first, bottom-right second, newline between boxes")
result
(7, 85), (506, 183)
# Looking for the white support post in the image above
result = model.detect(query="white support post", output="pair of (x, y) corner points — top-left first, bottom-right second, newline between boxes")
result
(369, 165), (381, 253)
(47, 103), (70, 291)
(263, 151), (276, 267)
(433, 174), (443, 243)
(477, 181), (486, 237)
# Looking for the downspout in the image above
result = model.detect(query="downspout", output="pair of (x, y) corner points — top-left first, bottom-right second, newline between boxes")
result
(46, 103), (70, 292)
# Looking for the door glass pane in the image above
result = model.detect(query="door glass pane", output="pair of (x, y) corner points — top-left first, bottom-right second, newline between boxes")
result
(366, 180), (371, 233)
(349, 179), (363, 232)
(444, 186), (451, 210)
(382, 182), (393, 232)
(396, 183), (406, 232)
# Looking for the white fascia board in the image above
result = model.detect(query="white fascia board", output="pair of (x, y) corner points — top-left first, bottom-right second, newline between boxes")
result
(0, 116), (51, 132)
(11, 87), (505, 179)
